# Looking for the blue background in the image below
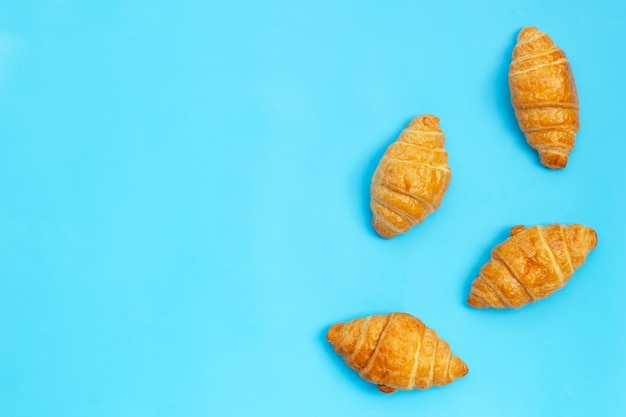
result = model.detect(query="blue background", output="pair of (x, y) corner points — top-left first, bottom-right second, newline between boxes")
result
(1, 1), (624, 416)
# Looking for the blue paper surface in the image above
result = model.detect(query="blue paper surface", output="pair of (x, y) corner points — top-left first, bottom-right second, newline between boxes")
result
(1, 1), (624, 416)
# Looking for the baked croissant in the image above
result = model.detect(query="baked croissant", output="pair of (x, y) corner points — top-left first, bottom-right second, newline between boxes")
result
(509, 26), (579, 169)
(326, 312), (468, 393)
(467, 224), (597, 309)
(370, 115), (452, 238)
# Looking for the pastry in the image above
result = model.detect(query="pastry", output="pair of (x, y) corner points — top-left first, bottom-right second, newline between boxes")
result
(509, 26), (579, 169)
(370, 115), (451, 238)
(326, 312), (468, 393)
(467, 224), (597, 309)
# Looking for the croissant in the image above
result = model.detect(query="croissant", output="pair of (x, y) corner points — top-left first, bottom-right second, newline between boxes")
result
(370, 115), (452, 238)
(509, 26), (579, 169)
(326, 312), (468, 393)
(467, 224), (597, 309)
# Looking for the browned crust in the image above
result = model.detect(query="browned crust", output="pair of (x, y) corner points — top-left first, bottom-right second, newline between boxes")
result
(327, 312), (468, 392)
(509, 27), (579, 169)
(467, 224), (597, 309)
(370, 115), (452, 238)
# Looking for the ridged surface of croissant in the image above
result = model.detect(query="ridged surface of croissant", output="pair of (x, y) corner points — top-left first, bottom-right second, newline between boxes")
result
(326, 312), (468, 393)
(509, 26), (579, 169)
(370, 115), (452, 238)
(467, 224), (597, 309)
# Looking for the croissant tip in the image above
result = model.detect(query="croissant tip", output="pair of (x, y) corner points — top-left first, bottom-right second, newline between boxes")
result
(584, 227), (598, 250)
(372, 218), (398, 239)
(326, 323), (342, 343)
(466, 295), (488, 309)
(375, 230), (396, 239)
(539, 151), (569, 169)
(510, 225), (527, 236)
(459, 362), (469, 378)
(590, 228), (598, 248)
(450, 356), (469, 379)
(378, 385), (396, 394)
(518, 26), (542, 41)
(408, 114), (441, 130)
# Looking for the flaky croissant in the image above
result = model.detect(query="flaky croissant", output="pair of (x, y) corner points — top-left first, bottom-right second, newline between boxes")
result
(509, 26), (579, 169)
(327, 312), (468, 393)
(370, 115), (452, 238)
(467, 224), (597, 309)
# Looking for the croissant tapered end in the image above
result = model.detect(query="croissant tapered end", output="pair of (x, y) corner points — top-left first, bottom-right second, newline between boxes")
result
(467, 224), (597, 309)
(327, 313), (468, 392)
(518, 26), (540, 41)
(539, 149), (569, 169)
(406, 114), (441, 131)
(326, 322), (358, 359)
(509, 27), (579, 169)
(564, 224), (598, 268)
(326, 323), (343, 344)
(370, 115), (451, 238)
(466, 276), (508, 309)
(371, 213), (402, 239)
(467, 291), (490, 309)
(378, 384), (396, 394)
(449, 355), (469, 380)
(326, 315), (389, 370)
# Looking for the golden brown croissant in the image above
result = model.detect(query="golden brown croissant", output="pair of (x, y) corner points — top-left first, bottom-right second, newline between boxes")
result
(467, 224), (597, 309)
(370, 115), (451, 238)
(326, 312), (468, 393)
(509, 26), (579, 169)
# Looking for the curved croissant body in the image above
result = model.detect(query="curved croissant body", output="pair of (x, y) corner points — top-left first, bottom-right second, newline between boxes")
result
(326, 312), (468, 393)
(370, 115), (451, 238)
(467, 224), (597, 309)
(509, 26), (579, 169)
